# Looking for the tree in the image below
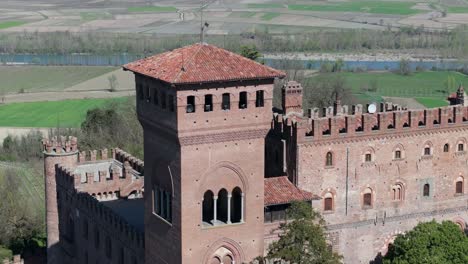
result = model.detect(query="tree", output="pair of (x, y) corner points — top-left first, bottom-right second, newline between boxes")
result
(240, 45), (262, 61)
(383, 220), (468, 264)
(398, 59), (412, 76)
(267, 201), (342, 264)
(303, 74), (356, 110)
(107, 74), (118, 92)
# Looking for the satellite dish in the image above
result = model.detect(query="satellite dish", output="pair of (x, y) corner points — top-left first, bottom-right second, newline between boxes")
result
(368, 103), (377, 114)
(186, 104), (194, 113)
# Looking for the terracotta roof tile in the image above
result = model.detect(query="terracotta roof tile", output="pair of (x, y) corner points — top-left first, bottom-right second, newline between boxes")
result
(264, 176), (318, 206)
(123, 43), (285, 85)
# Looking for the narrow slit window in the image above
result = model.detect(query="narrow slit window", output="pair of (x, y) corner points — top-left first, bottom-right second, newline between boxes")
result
(204, 94), (213, 112)
(255, 90), (264, 107)
(154, 90), (159, 105)
(187, 96), (195, 113)
(168, 95), (175, 112)
(146, 85), (151, 102)
(444, 144), (449, 152)
(161, 92), (167, 109)
(239, 91), (247, 109)
(222, 93), (230, 110)
(423, 184), (430, 197)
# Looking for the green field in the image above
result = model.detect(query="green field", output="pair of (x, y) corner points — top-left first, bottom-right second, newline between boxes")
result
(0, 21), (27, 29)
(0, 66), (117, 93)
(446, 6), (468, 13)
(248, 3), (284, 9)
(310, 71), (467, 107)
(0, 97), (128, 127)
(261, 12), (280, 21)
(289, 1), (420, 15)
(128, 6), (177, 12)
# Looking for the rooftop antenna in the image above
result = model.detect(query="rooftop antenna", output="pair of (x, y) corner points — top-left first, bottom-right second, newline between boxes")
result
(200, 0), (209, 43)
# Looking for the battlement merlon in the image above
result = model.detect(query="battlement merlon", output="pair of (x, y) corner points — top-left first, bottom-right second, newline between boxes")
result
(273, 104), (468, 142)
(42, 136), (78, 154)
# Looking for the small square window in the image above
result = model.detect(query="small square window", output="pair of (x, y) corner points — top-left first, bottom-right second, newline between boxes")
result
(365, 153), (372, 162)
(458, 143), (464, 152)
(424, 147), (431, 156)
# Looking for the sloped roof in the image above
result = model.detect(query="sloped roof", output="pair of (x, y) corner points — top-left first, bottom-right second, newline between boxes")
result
(264, 176), (318, 206)
(123, 43), (285, 85)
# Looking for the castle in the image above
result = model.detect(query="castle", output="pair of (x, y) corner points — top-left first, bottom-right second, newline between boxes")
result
(43, 43), (468, 264)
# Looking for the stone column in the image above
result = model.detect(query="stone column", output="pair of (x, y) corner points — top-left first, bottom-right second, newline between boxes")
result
(240, 193), (245, 223)
(227, 194), (232, 224)
(212, 195), (218, 224)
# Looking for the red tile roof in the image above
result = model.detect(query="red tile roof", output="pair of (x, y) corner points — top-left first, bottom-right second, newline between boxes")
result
(123, 43), (285, 85)
(264, 176), (318, 206)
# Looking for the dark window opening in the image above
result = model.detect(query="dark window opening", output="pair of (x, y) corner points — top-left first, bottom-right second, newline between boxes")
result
(168, 95), (175, 112)
(363, 193), (372, 207)
(119, 248), (124, 264)
(356, 126), (363, 132)
(217, 189), (228, 223)
(395, 150), (401, 159)
(146, 86), (151, 102)
(204, 94), (213, 112)
(365, 153), (372, 162)
(423, 184), (430, 197)
(202, 190), (214, 224)
(324, 197), (333, 211)
(403, 122), (409, 128)
(239, 92), (247, 109)
(458, 143), (464, 152)
(418, 121), (425, 127)
(326, 152), (333, 166)
(161, 92), (166, 109)
(82, 219), (88, 240)
(264, 204), (288, 223)
(222, 93), (230, 110)
(456, 181), (464, 194)
(424, 147), (431, 156)
(231, 187), (242, 223)
(154, 90), (159, 105)
(187, 96), (195, 113)
(444, 144), (449, 152)
(255, 90), (264, 107)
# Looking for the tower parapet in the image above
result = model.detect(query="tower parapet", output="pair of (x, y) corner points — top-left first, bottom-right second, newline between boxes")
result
(282, 81), (303, 116)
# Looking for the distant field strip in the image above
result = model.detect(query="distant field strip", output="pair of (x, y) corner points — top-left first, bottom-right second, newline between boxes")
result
(0, 97), (129, 127)
(0, 66), (117, 93)
(445, 6), (468, 13)
(415, 97), (449, 108)
(128, 6), (177, 12)
(261, 12), (280, 21)
(288, 1), (420, 15)
(0, 21), (27, 30)
(247, 3), (284, 9)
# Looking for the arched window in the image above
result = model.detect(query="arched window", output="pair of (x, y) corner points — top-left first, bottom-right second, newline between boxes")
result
(326, 152), (333, 166)
(202, 190), (214, 224)
(394, 150), (401, 159)
(239, 91), (247, 109)
(324, 192), (333, 211)
(444, 144), (450, 152)
(363, 188), (372, 208)
(458, 143), (464, 152)
(210, 256), (221, 264)
(231, 187), (243, 223)
(222, 93), (230, 110)
(424, 147), (431, 156)
(365, 153), (372, 162)
(456, 177), (464, 194)
(423, 184), (430, 197)
(392, 183), (404, 201)
(186, 96), (195, 113)
(217, 189), (229, 223)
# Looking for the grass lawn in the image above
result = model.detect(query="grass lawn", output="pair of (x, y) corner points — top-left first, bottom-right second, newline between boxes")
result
(0, 97), (129, 127)
(309, 71), (466, 107)
(288, 1), (420, 15)
(0, 66), (117, 93)
(261, 12), (280, 21)
(248, 3), (284, 9)
(127, 6), (177, 12)
(0, 21), (27, 29)
(415, 97), (449, 108)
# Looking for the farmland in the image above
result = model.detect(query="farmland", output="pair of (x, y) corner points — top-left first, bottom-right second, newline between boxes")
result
(0, 66), (117, 94)
(0, 97), (129, 128)
(127, 6), (178, 13)
(0, 21), (27, 29)
(308, 71), (467, 107)
(289, 1), (421, 15)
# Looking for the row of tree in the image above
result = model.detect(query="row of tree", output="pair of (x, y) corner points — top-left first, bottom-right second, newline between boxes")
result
(1, 26), (468, 58)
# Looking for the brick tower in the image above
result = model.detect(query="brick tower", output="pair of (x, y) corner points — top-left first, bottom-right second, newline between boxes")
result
(124, 43), (285, 263)
(42, 136), (78, 264)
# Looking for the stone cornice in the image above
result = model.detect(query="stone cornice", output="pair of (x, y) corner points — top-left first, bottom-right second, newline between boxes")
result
(300, 125), (468, 147)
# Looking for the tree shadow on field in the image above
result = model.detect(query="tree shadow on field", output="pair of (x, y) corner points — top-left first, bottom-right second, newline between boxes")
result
(369, 252), (383, 264)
